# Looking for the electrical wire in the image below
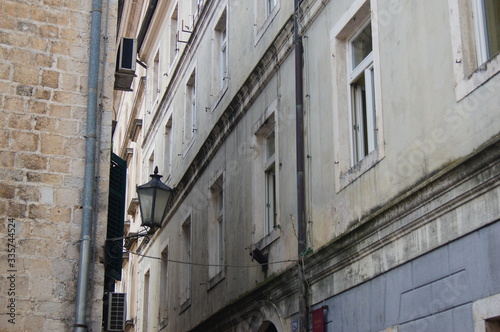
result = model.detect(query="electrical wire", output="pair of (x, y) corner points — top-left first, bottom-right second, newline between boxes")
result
(125, 249), (298, 268)
(106, 232), (151, 242)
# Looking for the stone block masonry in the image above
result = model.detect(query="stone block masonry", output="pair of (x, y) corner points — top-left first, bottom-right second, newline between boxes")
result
(0, 0), (117, 331)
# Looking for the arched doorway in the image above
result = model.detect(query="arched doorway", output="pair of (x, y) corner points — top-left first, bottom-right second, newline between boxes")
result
(258, 321), (278, 332)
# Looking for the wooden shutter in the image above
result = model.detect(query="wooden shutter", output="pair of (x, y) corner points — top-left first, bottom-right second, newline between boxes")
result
(105, 153), (127, 281)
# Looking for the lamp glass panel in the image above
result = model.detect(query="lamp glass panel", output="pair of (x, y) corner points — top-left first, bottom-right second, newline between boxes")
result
(138, 187), (155, 224)
(153, 188), (171, 225)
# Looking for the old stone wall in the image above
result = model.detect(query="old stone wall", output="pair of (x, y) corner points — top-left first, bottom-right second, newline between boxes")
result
(0, 0), (116, 330)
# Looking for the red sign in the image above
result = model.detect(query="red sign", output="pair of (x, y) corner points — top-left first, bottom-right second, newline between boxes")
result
(312, 307), (325, 332)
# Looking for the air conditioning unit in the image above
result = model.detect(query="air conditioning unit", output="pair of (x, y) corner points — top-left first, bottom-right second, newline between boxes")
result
(117, 38), (136, 73)
(106, 292), (127, 332)
(114, 38), (137, 91)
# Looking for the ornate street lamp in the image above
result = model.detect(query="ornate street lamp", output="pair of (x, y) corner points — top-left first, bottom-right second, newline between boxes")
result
(104, 167), (173, 275)
(136, 166), (173, 230)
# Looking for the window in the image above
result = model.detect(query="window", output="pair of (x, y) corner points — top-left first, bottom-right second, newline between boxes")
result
(253, 107), (278, 241)
(254, 0), (280, 43)
(349, 21), (377, 164)
(264, 131), (276, 235)
(217, 188), (223, 264)
(184, 70), (196, 144)
(127, 260), (137, 321)
(147, 152), (155, 180)
(219, 14), (228, 90)
(212, 8), (228, 102)
(163, 118), (173, 178)
(169, 4), (179, 65)
(486, 317), (500, 332)
(105, 153), (127, 281)
(152, 50), (160, 105)
(191, 0), (205, 26)
(215, 10), (227, 89)
(448, 0), (500, 99)
(330, 0), (384, 191)
(266, 0), (277, 17)
(159, 247), (168, 327)
(142, 271), (150, 332)
(473, 0), (500, 65)
(180, 217), (191, 307)
(190, 0), (199, 24)
(209, 175), (224, 280)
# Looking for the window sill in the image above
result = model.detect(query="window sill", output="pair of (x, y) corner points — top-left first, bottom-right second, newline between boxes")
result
(254, 5), (280, 46)
(182, 136), (196, 158)
(207, 269), (225, 290)
(254, 228), (281, 250)
(211, 82), (228, 113)
(338, 148), (382, 192)
(158, 317), (168, 330)
(179, 298), (191, 314)
(455, 53), (500, 101)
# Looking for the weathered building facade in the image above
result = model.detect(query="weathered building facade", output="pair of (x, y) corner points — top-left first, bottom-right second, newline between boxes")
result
(113, 0), (499, 331)
(0, 0), (117, 331)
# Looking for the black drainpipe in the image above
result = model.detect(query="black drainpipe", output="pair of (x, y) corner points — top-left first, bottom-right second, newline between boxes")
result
(294, 0), (308, 330)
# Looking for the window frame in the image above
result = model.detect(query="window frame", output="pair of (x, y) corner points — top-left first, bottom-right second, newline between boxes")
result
(159, 246), (169, 327)
(184, 69), (197, 149)
(264, 130), (276, 235)
(472, 0), (499, 65)
(163, 117), (173, 180)
(180, 215), (192, 310)
(152, 50), (160, 107)
(254, 0), (280, 45)
(348, 19), (377, 165)
(208, 170), (226, 288)
(252, 101), (280, 244)
(216, 185), (224, 268)
(169, 3), (179, 67)
(266, 0), (278, 18)
(220, 24), (228, 89)
(142, 270), (150, 332)
(147, 151), (155, 182)
(212, 7), (229, 108)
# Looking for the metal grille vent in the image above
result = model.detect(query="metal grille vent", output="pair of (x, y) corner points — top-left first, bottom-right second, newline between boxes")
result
(107, 292), (127, 332)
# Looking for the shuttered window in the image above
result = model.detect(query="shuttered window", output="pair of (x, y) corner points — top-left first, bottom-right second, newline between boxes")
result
(105, 153), (127, 281)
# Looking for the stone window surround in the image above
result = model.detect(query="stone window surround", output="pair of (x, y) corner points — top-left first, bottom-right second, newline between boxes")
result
(254, 0), (281, 45)
(250, 98), (282, 258)
(329, 0), (385, 192)
(447, 0), (500, 101)
(207, 166), (226, 289)
(473, 293), (500, 332)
